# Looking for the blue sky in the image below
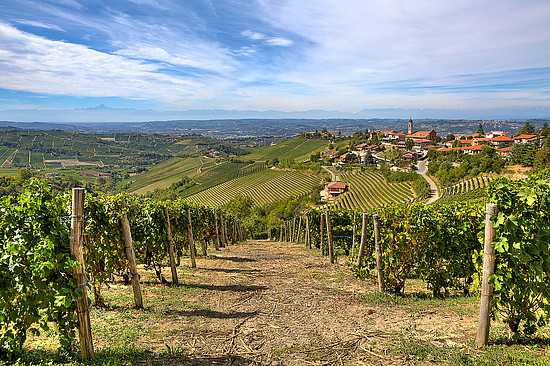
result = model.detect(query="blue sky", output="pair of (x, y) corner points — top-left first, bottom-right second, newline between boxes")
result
(0, 0), (550, 121)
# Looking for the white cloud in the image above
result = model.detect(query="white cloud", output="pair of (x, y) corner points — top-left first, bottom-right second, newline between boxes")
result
(13, 19), (65, 32)
(265, 37), (293, 47)
(0, 23), (230, 104)
(241, 30), (265, 40)
(241, 29), (293, 47)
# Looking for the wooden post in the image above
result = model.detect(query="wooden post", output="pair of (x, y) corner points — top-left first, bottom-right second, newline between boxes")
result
(121, 208), (144, 308)
(476, 204), (498, 347)
(70, 188), (94, 360)
(325, 210), (334, 264)
(305, 215), (311, 249)
(165, 206), (178, 286)
(220, 210), (228, 246)
(291, 217), (296, 242)
(187, 209), (197, 268)
(320, 213), (325, 255)
(373, 214), (384, 292)
(297, 216), (302, 243)
(214, 208), (220, 250)
(356, 213), (368, 269)
(232, 215), (237, 245)
(351, 212), (357, 257)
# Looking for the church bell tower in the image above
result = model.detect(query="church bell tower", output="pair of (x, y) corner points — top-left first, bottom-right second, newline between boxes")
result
(408, 117), (414, 135)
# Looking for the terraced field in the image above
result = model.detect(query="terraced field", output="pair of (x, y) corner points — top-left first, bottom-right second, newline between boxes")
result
(129, 157), (212, 194)
(435, 175), (493, 204)
(331, 170), (414, 210)
(244, 137), (327, 161)
(186, 169), (320, 207)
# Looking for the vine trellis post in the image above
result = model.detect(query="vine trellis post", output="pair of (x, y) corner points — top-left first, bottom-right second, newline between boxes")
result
(213, 208), (220, 251)
(373, 214), (384, 292)
(187, 209), (197, 268)
(121, 205), (143, 309)
(70, 188), (94, 360)
(355, 213), (368, 270)
(320, 213), (325, 255)
(476, 204), (498, 347)
(164, 206), (178, 286)
(325, 210), (334, 264)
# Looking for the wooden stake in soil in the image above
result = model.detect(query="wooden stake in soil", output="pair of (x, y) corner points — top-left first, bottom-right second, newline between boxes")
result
(121, 207), (144, 308)
(164, 206), (178, 286)
(320, 213), (325, 255)
(187, 209), (197, 268)
(356, 213), (368, 269)
(213, 208), (220, 251)
(291, 217), (296, 242)
(373, 214), (384, 292)
(475, 204), (498, 347)
(69, 188), (94, 360)
(296, 216), (302, 243)
(325, 210), (334, 264)
(305, 214), (311, 249)
(351, 212), (357, 257)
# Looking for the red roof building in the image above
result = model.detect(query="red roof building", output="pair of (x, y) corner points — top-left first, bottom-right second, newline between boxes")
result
(325, 181), (348, 197)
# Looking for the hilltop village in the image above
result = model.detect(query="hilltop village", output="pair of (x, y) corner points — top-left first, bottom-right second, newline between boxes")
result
(306, 118), (545, 166)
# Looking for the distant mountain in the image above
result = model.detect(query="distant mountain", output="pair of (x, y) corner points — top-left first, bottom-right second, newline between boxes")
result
(1, 105), (550, 123)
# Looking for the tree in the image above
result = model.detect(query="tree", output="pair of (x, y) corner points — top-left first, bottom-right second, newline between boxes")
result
(534, 147), (550, 171)
(310, 152), (320, 162)
(517, 121), (536, 135)
(476, 123), (485, 136)
(511, 144), (536, 167)
(445, 134), (455, 142)
(225, 194), (255, 219)
(405, 138), (414, 150)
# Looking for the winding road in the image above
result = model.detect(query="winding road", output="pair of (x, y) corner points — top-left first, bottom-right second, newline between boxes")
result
(417, 159), (439, 204)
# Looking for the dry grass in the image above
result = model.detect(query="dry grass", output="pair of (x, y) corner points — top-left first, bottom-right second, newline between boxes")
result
(21, 241), (550, 365)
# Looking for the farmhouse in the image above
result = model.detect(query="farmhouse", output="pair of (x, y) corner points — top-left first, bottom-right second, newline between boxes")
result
(325, 181), (348, 197)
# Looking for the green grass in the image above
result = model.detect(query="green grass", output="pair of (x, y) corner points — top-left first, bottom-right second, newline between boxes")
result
(127, 157), (212, 194)
(243, 137), (327, 161)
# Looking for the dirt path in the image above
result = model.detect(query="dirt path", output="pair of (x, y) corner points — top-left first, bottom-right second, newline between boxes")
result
(119, 240), (479, 365)
(417, 159), (439, 204)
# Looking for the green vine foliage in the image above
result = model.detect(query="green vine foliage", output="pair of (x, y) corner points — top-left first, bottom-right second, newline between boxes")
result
(485, 177), (550, 336)
(0, 180), (79, 357)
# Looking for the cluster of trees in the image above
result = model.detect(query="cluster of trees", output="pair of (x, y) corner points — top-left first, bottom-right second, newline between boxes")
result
(427, 146), (505, 186)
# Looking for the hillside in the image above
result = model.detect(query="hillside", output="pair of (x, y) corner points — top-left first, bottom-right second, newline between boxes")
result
(243, 137), (327, 161)
(185, 169), (321, 207)
(329, 169), (414, 210)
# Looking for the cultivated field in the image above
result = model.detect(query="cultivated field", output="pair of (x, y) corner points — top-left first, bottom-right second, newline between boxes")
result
(331, 169), (414, 210)
(186, 169), (321, 207)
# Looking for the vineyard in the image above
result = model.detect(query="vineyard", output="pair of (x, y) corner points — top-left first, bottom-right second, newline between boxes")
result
(330, 169), (414, 210)
(1, 176), (550, 364)
(185, 169), (320, 207)
(435, 175), (493, 204)
(128, 157), (212, 194)
(243, 137), (327, 161)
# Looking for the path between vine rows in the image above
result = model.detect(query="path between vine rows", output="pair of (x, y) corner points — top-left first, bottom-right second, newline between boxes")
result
(97, 240), (479, 365)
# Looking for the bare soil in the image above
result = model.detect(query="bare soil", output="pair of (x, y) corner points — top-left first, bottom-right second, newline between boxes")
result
(86, 240), (484, 365)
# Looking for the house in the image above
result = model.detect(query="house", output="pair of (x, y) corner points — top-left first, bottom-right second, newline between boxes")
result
(388, 132), (407, 141)
(407, 129), (438, 142)
(325, 181), (348, 197)
(323, 150), (338, 160)
(401, 151), (421, 162)
(489, 135), (514, 148)
(486, 131), (514, 139)
(462, 145), (485, 156)
(472, 137), (490, 146)
(514, 134), (538, 144)
(44, 172), (59, 178)
(497, 146), (514, 158)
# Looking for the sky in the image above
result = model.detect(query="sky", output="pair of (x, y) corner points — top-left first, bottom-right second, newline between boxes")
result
(0, 0), (550, 121)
